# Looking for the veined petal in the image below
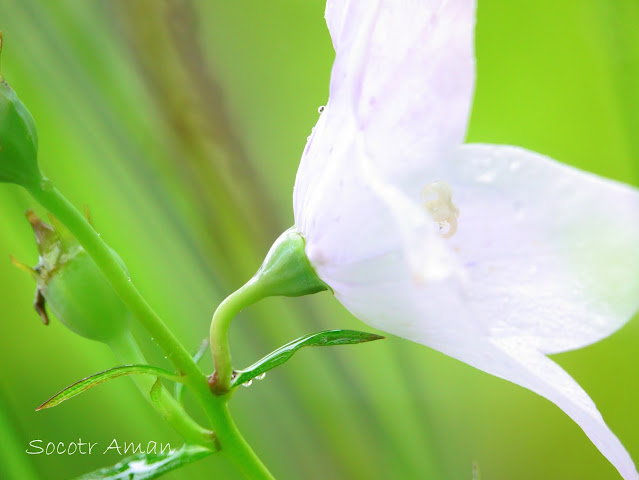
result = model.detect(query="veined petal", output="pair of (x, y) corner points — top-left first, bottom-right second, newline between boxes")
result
(350, 1), (476, 176)
(295, 0), (476, 269)
(294, 107), (461, 282)
(294, 108), (408, 266)
(324, 0), (476, 166)
(324, 254), (638, 479)
(439, 144), (639, 353)
(313, 143), (639, 476)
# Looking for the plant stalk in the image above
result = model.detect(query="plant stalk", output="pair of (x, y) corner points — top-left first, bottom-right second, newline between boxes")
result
(108, 330), (215, 449)
(209, 280), (265, 394)
(28, 182), (276, 480)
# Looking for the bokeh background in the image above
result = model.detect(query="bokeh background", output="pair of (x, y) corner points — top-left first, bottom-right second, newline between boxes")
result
(0, 1), (638, 479)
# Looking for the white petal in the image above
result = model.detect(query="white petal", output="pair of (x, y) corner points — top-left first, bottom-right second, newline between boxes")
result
(440, 144), (639, 353)
(294, 109), (407, 266)
(294, 109), (461, 282)
(485, 339), (639, 480)
(323, 255), (638, 479)
(312, 143), (639, 477)
(323, 0), (476, 166)
(296, 0), (476, 272)
(295, 3), (639, 475)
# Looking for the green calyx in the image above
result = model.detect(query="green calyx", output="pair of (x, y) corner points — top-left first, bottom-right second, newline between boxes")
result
(0, 32), (42, 189)
(248, 227), (329, 300)
(14, 211), (130, 343)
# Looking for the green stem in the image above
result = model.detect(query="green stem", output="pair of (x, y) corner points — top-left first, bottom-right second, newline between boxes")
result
(109, 330), (216, 449)
(193, 386), (276, 480)
(209, 279), (265, 394)
(28, 182), (276, 480)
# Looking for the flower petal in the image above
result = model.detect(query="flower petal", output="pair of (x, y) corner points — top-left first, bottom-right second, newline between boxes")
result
(296, 2), (639, 477)
(325, 0), (476, 165)
(440, 144), (639, 353)
(314, 142), (639, 358)
(481, 338), (638, 480)
(295, 0), (476, 272)
(485, 339), (639, 480)
(311, 141), (639, 476)
(323, 255), (638, 479)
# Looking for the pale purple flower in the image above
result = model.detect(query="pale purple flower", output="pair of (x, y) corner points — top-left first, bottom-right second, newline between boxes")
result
(293, 1), (639, 478)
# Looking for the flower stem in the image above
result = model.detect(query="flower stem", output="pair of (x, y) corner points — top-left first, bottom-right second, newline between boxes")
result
(108, 330), (216, 449)
(28, 182), (276, 479)
(209, 280), (265, 394)
(194, 386), (276, 480)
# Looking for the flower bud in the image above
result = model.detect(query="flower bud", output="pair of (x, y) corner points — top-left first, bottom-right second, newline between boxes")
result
(13, 211), (129, 343)
(0, 32), (42, 189)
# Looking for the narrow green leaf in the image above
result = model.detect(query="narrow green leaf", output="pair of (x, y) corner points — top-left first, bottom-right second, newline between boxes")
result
(74, 444), (213, 480)
(37, 365), (182, 411)
(232, 329), (384, 387)
(149, 378), (163, 409)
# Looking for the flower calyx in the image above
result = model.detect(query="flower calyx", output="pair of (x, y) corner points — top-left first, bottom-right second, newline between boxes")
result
(248, 227), (330, 300)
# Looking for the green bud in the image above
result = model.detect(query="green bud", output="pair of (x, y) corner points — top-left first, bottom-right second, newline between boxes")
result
(13, 211), (129, 343)
(249, 227), (329, 298)
(0, 32), (42, 189)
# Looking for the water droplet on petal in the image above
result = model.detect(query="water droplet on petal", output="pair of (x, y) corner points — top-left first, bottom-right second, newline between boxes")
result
(422, 180), (459, 238)
(242, 379), (253, 388)
(256, 372), (266, 381)
(318, 105), (325, 114)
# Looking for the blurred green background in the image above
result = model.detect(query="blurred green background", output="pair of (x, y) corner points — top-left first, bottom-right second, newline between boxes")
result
(0, 0), (637, 479)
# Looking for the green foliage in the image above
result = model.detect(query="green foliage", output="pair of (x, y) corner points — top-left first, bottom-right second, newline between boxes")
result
(73, 444), (212, 480)
(232, 329), (384, 387)
(37, 365), (181, 411)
